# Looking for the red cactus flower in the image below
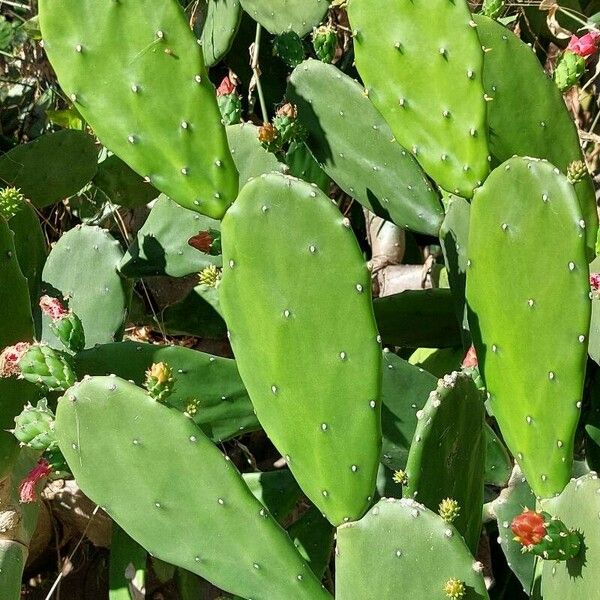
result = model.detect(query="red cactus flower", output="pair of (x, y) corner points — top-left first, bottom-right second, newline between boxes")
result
(18, 459), (51, 503)
(511, 509), (547, 547)
(0, 341), (31, 377)
(462, 345), (478, 368)
(188, 230), (213, 253)
(39, 295), (70, 321)
(590, 273), (600, 292)
(216, 75), (236, 97)
(567, 31), (600, 58)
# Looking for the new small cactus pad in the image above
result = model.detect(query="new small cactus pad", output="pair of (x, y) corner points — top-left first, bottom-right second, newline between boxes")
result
(219, 173), (381, 526)
(348, 0), (490, 197)
(404, 371), (485, 553)
(144, 362), (175, 403)
(466, 157), (589, 498)
(39, 0), (238, 219)
(336, 498), (489, 599)
(55, 376), (331, 600)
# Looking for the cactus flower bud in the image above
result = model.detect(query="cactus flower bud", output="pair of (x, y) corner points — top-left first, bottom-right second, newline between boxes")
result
(567, 31), (600, 58)
(216, 75), (242, 126)
(312, 25), (337, 63)
(511, 509), (581, 560)
(144, 362), (174, 403)
(0, 187), (25, 220)
(443, 578), (466, 599)
(18, 458), (52, 503)
(0, 342), (31, 378)
(438, 498), (461, 524)
(511, 509), (546, 547)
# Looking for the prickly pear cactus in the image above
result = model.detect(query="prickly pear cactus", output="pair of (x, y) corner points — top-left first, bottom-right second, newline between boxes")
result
(404, 371), (485, 553)
(55, 376), (331, 600)
(348, 0), (490, 197)
(220, 173), (381, 526)
(238, 0), (329, 36)
(466, 157), (590, 498)
(39, 0), (238, 219)
(336, 498), (489, 599)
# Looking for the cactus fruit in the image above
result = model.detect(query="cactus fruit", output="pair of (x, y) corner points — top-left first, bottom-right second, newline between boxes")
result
(55, 376), (331, 600)
(288, 60), (444, 236)
(39, 0), (238, 219)
(216, 76), (242, 126)
(18, 344), (77, 392)
(312, 25), (337, 63)
(0, 188), (24, 221)
(0, 343), (31, 379)
(144, 362), (175, 403)
(220, 173), (381, 526)
(273, 103), (305, 144)
(39, 296), (85, 354)
(466, 158), (589, 499)
(554, 51), (586, 92)
(335, 498), (489, 600)
(511, 509), (581, 561)
(273, 32), (305, 68)
(567, 160), (588, 185)
(480, 0), (504, 19)
(348, 0), (490, 198)
(12, 400), (56, 451)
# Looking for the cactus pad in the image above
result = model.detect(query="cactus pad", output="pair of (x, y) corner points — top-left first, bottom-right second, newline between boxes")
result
(288, 60), (443, 236)
(348, 0), (490, 197)
(466, 157), (589, 498)
(39, 0), (238, 219)
(220, 173), (381, 526)
(336, 497), (489, 599)
(56, 376), (330, 600)
(239, 0), (328, 36)
(404, 371), (485, 552)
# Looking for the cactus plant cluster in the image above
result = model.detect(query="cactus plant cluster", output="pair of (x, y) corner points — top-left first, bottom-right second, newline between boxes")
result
(2, 0), (600, 597)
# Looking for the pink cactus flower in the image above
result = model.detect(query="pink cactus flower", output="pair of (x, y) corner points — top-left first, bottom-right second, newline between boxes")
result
(0, 341), (31, 377)
(18, 459), (51, 503)
(567, 31), (600, 58)
(39, 295), (70, 321)
(216, 75), (236, 97)
(590, 273), (600, 292)
(462, 345), (478, 369)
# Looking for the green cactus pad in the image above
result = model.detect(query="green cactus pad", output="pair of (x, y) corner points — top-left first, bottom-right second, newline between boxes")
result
(8, 202), (46, 311)
(474, 15), (598, 257)
(220, 173), (381, 526)
(39, 0), (238, 219)
(374, 289), (462, 349)
(541, 474), (600, 599)
(196, 0), (242, 67)
(348, 0), (490, 198)
(242, 471), (302, 523)
(0, 130), (97, 208)
(286, 141), (330, 193)
(0, 216), (34, 348)
(238, 0), (328, 36)
(120, 195), (221, 278)
(336, 497), (489, 599)
(404, 371), (485, 552)
(41, 225), (130, 348)
(492, 466), (537, 593)
(74, 341), (258, 442)
(288, 60), (443, 236)
(288, 507), (334, 579)
(109, 525), (147, 600)
(55, 376), (331, 600)
(466, 157), (589, 499)
(484, 425), (512, 487)
(93, 154), (159, 209)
